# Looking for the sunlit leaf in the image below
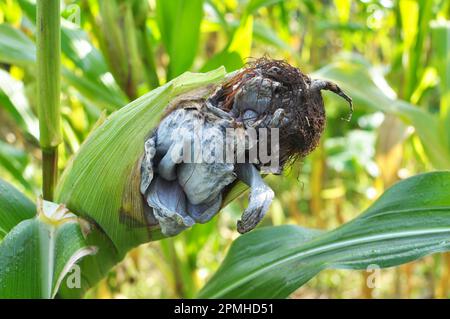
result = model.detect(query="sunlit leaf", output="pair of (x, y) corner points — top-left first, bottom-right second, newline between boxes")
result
(201, 15), (253, 72)
(156, 0), (204, 79)
(0, 141), (33, 192)
(314, 58), (450, 169)
(55, 68), (227, 298)
(199, 171), (450, 298)
(203, 18), (292, 52)
(375, 115), (409, 186)
(253, 21), (293, 52)
(0, 179), (35, 240)
(245, 0), (284, 15)
(228, 15), (253, 64)
(0, 23), (35, 65)
(333, 0), (351, 23)
(399, 0), (419, 52)
(0, 69), (39, 139)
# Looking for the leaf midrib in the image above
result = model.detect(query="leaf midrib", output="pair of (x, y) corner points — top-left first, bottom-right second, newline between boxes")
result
(206, 227), (450, 298)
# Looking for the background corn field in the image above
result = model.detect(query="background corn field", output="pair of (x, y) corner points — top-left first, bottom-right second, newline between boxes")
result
(0, 0), (450, 298)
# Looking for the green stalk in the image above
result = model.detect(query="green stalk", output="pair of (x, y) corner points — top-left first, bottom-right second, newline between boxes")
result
(37, 0), (62, 200)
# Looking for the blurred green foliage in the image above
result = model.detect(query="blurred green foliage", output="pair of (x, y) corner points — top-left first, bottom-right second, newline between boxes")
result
(0, 0), (449, 298)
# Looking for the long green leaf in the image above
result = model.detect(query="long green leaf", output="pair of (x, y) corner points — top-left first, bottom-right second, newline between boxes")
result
(15, 0), (128, 110)
(199, 171), (450, 298)
(0, 21), (126, 112)
(59, 20), (128, 109)
(0, 141), (33, 192)
(156, 0), (204, 79)
(0, 179), (35, 240)
(253, 21), (293, 52)
(245, 0), (284, 15)
(0, 23), (36, 65)
(201, 15), (253, 72)
(0, 199), (96, 298)
(399, 0), (433, 100)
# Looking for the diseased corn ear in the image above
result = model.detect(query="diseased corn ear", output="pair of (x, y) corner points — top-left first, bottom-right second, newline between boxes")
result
(55, 67), (226, 257)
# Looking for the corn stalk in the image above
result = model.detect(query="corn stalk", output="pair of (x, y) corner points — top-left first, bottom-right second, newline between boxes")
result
(36, 0), (61, 201)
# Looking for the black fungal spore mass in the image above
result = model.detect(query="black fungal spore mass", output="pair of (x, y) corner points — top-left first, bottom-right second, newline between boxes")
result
(140, 58), (352, 236)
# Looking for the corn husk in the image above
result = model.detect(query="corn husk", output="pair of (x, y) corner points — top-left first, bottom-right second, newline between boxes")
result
(55, 67), (226, 258)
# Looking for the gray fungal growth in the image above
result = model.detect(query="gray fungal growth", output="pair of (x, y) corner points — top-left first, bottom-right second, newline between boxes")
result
(141, 103), (237, 236)
(140, 58), (352, 236)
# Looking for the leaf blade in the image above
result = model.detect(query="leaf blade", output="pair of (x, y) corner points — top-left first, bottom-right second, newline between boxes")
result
(156, 0), (204, 79)
(199, 171), (450, 298)
(0, 23), (36, 66)
(0, 200), (96, 298)
(0, 179), (35, 240)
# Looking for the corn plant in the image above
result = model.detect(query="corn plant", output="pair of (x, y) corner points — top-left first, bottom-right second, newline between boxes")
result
(0, 0), (450, 299)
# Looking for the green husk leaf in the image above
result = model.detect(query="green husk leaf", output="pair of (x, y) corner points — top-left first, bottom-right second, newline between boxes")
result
(14, 0), (129, 110)
(55, 67), (226, 297)
(56, 67), (226, 255)
(0, 23), (36, 66)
